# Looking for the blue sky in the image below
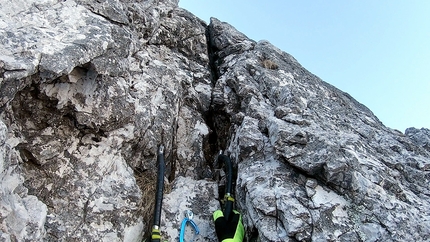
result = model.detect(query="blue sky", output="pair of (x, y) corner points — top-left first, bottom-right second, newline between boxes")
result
(179, 0), (430, 132)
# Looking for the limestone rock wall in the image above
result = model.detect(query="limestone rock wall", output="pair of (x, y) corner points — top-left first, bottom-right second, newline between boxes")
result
(207, 18), (430, 241)
(0, 0), (429, 241)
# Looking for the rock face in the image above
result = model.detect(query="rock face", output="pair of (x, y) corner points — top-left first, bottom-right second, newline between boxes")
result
(406, 127), (430, 152)
(1, 0), (429, 241)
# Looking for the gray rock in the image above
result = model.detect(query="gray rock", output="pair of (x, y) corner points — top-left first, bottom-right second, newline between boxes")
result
(406, 127), (430, 152)
(0, 0), (429, 241)
(162, 176), (218, 241)
(0, 119), (48, 241)
(1, 0), (210, 240)
(208, 18), (430, 241)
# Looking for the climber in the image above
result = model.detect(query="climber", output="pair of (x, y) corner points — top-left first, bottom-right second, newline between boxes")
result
(213, 153), (244, 242)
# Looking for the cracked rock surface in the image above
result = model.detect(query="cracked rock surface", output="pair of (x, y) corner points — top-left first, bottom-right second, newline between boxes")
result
(1, 0), (429, 241)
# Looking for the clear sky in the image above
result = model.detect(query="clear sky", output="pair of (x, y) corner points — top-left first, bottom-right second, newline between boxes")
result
(179, 0), (430, 132)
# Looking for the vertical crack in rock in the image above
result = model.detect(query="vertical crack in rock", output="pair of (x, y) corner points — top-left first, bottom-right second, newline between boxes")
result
(168, 99), (180, 183)
(202, 26), (221, 163)
(204, 18), (240, 155)
(204, 19), (235, 176)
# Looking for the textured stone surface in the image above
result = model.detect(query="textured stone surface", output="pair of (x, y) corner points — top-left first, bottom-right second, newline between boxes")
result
(162, 176), (218, 241)
(1, 0), (429, 241)
(1, 0), (212, 241)
(406, 127), (430, 152)
(207, 19), (430, 241)
(1, 119), (49, 241)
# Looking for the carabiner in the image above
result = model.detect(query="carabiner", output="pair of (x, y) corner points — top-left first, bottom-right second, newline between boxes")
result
(179, 210), (199, 242)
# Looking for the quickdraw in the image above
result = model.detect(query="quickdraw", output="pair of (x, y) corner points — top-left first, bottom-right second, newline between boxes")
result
(217, 152), (234, 221)
(151, 145), (165, 242)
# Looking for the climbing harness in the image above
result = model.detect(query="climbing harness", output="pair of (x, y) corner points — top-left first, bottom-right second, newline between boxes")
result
(179, 210), (199, 242)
